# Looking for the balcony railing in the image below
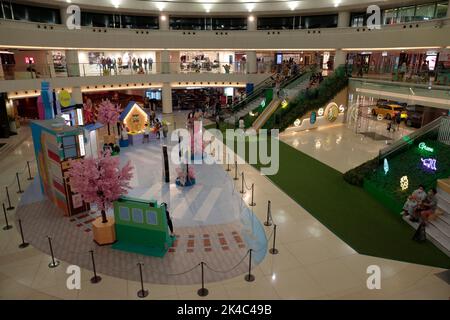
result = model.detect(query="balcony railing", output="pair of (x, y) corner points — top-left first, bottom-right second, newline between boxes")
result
(0, 61), (276, 80)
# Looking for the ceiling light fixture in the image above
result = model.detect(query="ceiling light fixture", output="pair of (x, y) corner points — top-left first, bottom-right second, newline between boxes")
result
(288, 1), (298, 11)
(203, 4), (212, 13)
(111, 0), (121, 8)
(155, 2), (165, 12)
(248, 15), (255, 22)
(246, 3), (255, 12)
(160, 15), (167, 21)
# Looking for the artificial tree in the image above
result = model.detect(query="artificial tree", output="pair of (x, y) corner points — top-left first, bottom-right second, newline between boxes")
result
(97, 99), (120, 136)
(68, 151), (133, 223)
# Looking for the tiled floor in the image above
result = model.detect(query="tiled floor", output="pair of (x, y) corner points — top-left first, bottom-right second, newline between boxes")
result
(0, 120), (449, 300)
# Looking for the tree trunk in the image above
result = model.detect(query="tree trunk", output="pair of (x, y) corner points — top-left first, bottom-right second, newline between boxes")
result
(107, 123), (111, 135)
(101, 209), (108, 223)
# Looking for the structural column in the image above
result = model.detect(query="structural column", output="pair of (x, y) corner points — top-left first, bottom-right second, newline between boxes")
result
(162, 83), (173, 114)
(161, 50), (170, 74)
(45, 51), (56, 78)
(0, 56), (4, 80)
(334, 49), (347, 68)
(65, 50), (81, 77)
(447, 0), (450, 18)
(71, 87), (83, 105)
(159, 13), (169, 30)
(247, 15), (257, 31)
(337, 11), (351, 28)
(245, 51), (257, 74)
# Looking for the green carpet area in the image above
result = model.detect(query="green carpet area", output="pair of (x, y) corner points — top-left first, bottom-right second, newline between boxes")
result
(248, 137), (450, 268)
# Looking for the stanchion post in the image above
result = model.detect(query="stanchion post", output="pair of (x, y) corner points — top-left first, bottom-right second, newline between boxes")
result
(16, 172), (23, 194)
(2, 203), (12, 230)
(27, 161), (33, 180)
(6, 187), (14, 210)
(269, 224), (279, 255)
(264, 200), (272, 226)
(137, 262), (149, 298)
(47, 236), (60, 268)
(244, 249), (255, 282)
(18, 219), (29, 248)
(226, 155), (231, 171)
(197, 262), (209, 297)
(89, 250), (102, 284)
(249, 183), (256, 206)
(240, 172), (245, 194)
(233, 161), (238, 180)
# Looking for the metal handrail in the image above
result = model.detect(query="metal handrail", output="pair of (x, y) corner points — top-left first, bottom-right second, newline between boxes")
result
(379, 116), (445, 159)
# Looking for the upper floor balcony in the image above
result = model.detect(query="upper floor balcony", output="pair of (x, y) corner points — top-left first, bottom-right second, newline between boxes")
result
(0, 18), (449, 51)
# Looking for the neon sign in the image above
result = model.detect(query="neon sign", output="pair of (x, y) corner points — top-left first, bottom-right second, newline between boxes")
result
(294, 119), (301, 127)
(418, 142), (434, 153)
(421, 158), (437, 171)
(383, 158), (389, 175)
(400, 176), (409, 191)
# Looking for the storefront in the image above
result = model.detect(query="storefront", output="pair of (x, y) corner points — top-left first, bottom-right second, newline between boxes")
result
(179, 51), (238, 73)
(77, 50), (157, 76)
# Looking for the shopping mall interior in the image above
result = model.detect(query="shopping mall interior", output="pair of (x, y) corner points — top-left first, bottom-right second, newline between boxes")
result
(0, 0), (449, 303)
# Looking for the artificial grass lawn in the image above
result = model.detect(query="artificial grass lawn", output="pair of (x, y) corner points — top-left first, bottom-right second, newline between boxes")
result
(249, 136), (450, 268)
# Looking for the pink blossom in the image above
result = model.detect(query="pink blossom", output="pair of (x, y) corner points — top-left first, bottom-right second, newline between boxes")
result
(68, 153), (133, 220)
(97, 99), (120, 135)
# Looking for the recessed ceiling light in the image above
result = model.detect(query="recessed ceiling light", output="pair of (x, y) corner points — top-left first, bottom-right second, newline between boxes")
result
(248, 15), (255, 22)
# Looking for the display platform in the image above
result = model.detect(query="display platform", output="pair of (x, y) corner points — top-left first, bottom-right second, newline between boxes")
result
(15, 137), (268, 284)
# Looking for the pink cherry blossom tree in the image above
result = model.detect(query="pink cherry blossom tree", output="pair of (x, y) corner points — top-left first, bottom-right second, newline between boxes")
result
(97, 99), (120, 135)
(68, 152), (133, 223)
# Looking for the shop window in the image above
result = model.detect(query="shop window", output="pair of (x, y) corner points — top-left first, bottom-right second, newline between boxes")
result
(300, 14), (338, 29)
(212, 17), (247, 30)
(350, 12), (367, 27)
(132, 208), (144, 223)
(415, 3), (436, 21)
(1, 1), (13, 19)
(397, 6), (416, 23)
(383, 8), (398, 25)
(169, 17), (206, 30)
(435, 2), (448, 18)
(257, 16), (295, 30)
(145, 210), (158, 225)
(119, 207), (130, 221)
(81, 12), (116, 28)
(120, 14), (159, 29)
(11, 3), (61, 24)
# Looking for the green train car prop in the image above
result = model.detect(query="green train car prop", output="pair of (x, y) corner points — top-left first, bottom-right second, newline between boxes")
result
(112, 196), (174, 257)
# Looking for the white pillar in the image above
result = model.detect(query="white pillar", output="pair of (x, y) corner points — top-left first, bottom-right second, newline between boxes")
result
(338, 11), (351, 28)
(334, 49), (347, 68)
(247, 15), (257, 31)
(60, 7), (70, 27)
(161, 50), (170, 74)
(71, 87), (83, 105)
(65, 50), (80, 77)
(159, 14), (169, 30)
(447, 0), (450, 18)
(162, 83), (172, 114)
(246, 51), (257, 74)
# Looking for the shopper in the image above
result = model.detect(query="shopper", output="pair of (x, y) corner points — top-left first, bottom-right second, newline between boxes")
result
(143, 123), (150, 143)
(154, 118), (161, 139)
(413, 188), (438, 223)
(402, 184), (427, 217)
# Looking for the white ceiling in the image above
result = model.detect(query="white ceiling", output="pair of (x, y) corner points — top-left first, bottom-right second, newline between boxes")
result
(23, 0), (433, 15)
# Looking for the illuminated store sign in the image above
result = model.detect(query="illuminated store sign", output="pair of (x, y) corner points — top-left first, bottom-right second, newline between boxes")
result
(294, 119), (301, 127)
(383, 158), (389, 175)
(78, 134), (86, 157)
(400, 176), (409, 191)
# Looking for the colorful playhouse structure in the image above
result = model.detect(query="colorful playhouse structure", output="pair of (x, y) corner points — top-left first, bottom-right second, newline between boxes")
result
(112, 196), (174, 257)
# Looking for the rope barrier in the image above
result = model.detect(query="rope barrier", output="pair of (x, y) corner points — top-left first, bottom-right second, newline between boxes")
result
(204, 249), (250, 274)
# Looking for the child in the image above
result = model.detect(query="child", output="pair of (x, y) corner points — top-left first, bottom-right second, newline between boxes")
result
(403, 194), (418, 218)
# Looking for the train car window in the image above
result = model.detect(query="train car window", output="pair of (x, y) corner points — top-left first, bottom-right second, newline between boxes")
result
(146, 210), (158, 225)
(119, 206), (130, 221)
(132, 208), (144, 223)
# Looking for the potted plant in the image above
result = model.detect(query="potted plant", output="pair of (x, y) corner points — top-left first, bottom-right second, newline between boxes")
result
(67, 151), (133, 245)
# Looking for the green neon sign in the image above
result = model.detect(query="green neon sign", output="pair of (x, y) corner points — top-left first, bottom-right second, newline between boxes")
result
(418, 142), (434, 153)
